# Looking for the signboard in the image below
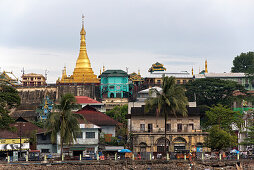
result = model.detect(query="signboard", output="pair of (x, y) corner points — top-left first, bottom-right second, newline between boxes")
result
(0, 143), (29, 151)
(0, 138), (29, 144)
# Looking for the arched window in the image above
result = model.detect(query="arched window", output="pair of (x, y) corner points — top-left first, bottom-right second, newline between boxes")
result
(156, 137), (170, 153)
(173, 137), (186, 153)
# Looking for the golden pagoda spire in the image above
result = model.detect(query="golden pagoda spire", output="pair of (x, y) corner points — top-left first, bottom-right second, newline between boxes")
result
(70, 15), (99, 83)
(103, 65), (105, 72)
(205, 60), (208, 73)
(100, 68), (101, 75)
(138, 69), (140, 75)
(192, 67), (194, 76)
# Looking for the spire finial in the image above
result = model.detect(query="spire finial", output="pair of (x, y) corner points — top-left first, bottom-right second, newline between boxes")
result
(205, 59), (208, 73)
(103, 65), (105, 72)
(192, 67), (194, 76)
(82, 14), (85, 27)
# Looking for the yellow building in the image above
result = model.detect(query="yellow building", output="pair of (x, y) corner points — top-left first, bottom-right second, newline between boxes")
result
(21, 73), (46, 86)
(58, 15), (99, 84)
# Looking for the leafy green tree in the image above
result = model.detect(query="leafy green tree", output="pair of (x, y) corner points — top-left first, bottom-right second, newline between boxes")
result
(185, 78), (246, 107)
(0, 84), (20, 129)
(205, 104), (243, 151)
(206, 125), (237, 151)
(0, 84), (20, 114)
(205, 104), (243, 131)
(106, 104), (128, 125)
(106, 104), (128, 146)
(231, 52), (254, 74)
(46, 94), (84, 158)
(145, 76), (188, 154)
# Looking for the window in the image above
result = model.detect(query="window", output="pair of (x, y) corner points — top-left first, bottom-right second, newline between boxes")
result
(38, 77), (41, 80)
(177, 124), (182, 132)
(183, 80), (187, 84)
(189, 124), (194, 130)
(176, 80), (181, 84)
(86, 132), (95, 138)
(41, 149), (49, 153)
(157, 80), (161, 84)
(166, 124), (171, 132)
(148, 123), (153, 132)
(75, 132), (83, 138)
(42, 134), (47, 140)
(140, 124), (145, 132)
(109, 86), (114, 89)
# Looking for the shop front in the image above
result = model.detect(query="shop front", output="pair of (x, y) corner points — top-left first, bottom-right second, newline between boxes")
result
(0, 138), (30, 160)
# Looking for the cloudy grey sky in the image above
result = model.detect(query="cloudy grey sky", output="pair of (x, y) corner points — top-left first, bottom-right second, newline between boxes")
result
(0, 0), (254, 83)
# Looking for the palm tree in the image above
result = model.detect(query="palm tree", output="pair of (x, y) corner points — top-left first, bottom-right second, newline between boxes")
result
(145, 76), (188, 155)
(46, 93), (84, 158)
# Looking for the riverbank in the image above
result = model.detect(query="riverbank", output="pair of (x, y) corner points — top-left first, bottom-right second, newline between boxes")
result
(0, 159), (253, 170)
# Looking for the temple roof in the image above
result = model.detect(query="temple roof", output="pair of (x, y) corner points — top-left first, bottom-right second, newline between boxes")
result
(129, 72), (144, 82)
(148, 62), (166, 73)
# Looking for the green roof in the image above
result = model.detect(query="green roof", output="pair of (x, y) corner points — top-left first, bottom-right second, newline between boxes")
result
(100, 70), (128, 77)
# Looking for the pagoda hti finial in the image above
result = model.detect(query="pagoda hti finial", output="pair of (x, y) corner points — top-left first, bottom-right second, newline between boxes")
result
(103, 65), (105, 72)
(82, 14), (84, 27)
(192, 67), (194, 76)
(100, 68), (101, 75)
(205, 60), (208, 73)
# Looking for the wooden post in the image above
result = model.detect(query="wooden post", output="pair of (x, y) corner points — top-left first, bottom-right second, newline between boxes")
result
(184, 153), (186, 160)
(237, 153), (239, 160)
(62, 154), (64, 161)
(115, 153), (117, 160)
(167, 153), (169, 160)
(80, 154), (82, 161)
(219, 154), (221, 160)
(7, 156), (10, 163)
(26, 154), (28, 162)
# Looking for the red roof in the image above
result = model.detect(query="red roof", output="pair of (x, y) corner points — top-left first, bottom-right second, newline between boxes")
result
(10, 120), (44, 137)
(76, 105), (119, 126)
(0, 130), (19, 139)
(75, 96), (102, 104)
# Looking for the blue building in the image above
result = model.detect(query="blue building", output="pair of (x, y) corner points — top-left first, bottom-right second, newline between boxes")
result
(100, 70), (130, 98)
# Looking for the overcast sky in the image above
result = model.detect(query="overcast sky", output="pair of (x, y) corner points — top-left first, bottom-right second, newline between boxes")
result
(0, 0), (254, 83)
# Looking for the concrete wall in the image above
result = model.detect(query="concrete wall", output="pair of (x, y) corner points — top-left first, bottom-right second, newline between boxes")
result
(100, 126), (116, 137)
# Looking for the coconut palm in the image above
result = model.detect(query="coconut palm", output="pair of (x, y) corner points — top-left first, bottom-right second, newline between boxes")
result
(145, 76), (188, 155)
(46, 93), (84, 158)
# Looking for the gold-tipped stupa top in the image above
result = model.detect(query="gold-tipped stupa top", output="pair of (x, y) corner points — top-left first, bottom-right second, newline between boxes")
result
(59, 15), (99, 84)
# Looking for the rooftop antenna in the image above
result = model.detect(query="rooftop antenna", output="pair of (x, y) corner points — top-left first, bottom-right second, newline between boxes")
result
(45, 69), (49, 81)
(21, 67), (25, 75)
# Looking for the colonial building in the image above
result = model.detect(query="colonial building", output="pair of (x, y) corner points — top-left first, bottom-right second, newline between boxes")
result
(21, 73), (46, 87)
(128, 88), (209, 156)
(99, 70), (130, 98)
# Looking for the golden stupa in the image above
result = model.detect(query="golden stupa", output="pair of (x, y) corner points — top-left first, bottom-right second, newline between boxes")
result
(59, 15), (99, 84)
